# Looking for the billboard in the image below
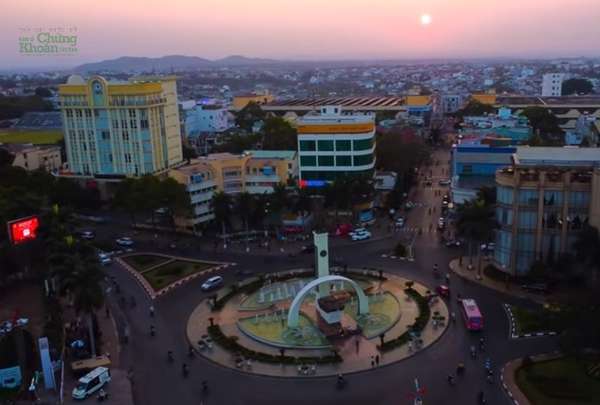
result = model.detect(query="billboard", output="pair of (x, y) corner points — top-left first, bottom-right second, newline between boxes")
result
(7, 216), (40, 245)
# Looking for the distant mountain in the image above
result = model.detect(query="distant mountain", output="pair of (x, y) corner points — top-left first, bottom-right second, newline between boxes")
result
(74, 54), (281, 73)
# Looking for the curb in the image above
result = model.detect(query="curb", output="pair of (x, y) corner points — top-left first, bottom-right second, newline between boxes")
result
(503, 304), (557, 339)
(500, 363), (521, 405)
(115, 255), (235, 301)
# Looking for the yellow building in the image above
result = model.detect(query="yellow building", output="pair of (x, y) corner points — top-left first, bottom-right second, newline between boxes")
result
(169, 150), (297, 227)
(58, 75), (183, 177)
(405, 95), (431, 106)
(232, 91), (274, 110)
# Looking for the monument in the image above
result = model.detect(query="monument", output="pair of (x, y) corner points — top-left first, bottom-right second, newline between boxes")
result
(287, 232), (369, 336)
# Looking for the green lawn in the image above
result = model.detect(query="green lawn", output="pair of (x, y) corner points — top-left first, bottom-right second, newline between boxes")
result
(0, 129), (63, 144)
(142, 260), (215, 290)
(510, 305), (563, 335)
(122, 254), (171, 272)
(516, 357), (600, 405)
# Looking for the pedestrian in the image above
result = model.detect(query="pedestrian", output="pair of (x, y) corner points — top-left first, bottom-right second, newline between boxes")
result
(445, 273), (451, 284)
(375, 355), (380, 367)
(451, 312), (456, 323)
(370, 356), (375, 368)
(355, 338), (360, 353)
(149, 305), (155, 317)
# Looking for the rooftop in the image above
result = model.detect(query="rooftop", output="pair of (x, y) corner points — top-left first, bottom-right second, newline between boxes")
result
(514, 146), (600, 167)
(244, 150), (296, 160)
(497, 96), (600, 107)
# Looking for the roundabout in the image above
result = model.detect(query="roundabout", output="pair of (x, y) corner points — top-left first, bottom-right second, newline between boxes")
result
(186, 233), (450, 377)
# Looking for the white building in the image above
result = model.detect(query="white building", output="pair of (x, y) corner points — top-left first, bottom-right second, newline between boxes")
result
(542, 73), (565, 96)
(179, 101), (231, 138)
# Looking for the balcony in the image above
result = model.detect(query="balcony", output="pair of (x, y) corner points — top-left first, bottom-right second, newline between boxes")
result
(191, 191), (214, 204)
(245, 174), (280, 184)
(187, 180), (216, 192)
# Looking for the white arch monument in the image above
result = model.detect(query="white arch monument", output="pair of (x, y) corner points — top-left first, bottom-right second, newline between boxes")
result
(287, 275), (369, 328)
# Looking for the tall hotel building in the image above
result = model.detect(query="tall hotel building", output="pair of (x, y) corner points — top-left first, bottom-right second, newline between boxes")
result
(297, 106), (375, 184)
(58, 75), (183, 176)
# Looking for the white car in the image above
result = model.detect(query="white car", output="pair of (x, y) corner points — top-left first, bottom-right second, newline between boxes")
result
(395, 217), (405, 227)
(351, 230), (372, 241)
(201, 276), (224, 291)
(438, 179), (451, 186)
(79, 230), (95, 240)
(116, 237), (134, 247)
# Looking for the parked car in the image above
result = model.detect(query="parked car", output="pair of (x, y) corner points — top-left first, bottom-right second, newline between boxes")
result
(115, 237), (134, 247)
(79, 230), (95, 240)
(445, 239), (461, 248)
(395, 217), (405, 228)
(438, 179), (451, 186)
(351, 229), (371, 241)
(481, 243), (495, 252)
(201, 276), (224, 291)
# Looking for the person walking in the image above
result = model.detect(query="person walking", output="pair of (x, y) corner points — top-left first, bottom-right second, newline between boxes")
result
(375, 355), (380, 367)
(149, 305), (155, 318)
(370, 356), (375, 368)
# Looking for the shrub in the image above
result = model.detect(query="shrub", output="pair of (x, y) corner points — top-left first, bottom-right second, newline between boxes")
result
(207, 325), (342, 365)
(378, 288), (430, 352)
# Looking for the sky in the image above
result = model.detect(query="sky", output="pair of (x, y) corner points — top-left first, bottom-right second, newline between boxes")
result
(2, 0), (600, 69)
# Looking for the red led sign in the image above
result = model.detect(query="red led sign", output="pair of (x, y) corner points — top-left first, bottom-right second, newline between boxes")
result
(7, 216), (40, 245)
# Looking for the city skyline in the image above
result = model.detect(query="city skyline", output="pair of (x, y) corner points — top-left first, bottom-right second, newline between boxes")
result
(3, 0), (600, 70)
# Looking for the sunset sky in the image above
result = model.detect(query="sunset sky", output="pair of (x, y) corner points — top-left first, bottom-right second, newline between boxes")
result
(2, 0), (600, 69)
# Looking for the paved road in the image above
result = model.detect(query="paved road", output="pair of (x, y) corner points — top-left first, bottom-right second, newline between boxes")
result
(99, 147), (557, 405)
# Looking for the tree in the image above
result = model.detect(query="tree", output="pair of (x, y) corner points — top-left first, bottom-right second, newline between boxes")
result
(182, 144), (197, 163)
(0, 149), (14, 167)
(261, 117), (297, 150)
(520, 107), (564, 145)
(211, 191), (232, 236)
(235, 102), (266, 131)
(62, 257), (104, 357)
(455, 199), (497, 269)
(34, 87), (53, 98)
(454, 100), (495, 120)
(113, 178), (143, 226)
(573, 224), (600, 284)
(562, 78), (593, 96)
(476, 186), (496, 207)
(160, 177), (192, 230)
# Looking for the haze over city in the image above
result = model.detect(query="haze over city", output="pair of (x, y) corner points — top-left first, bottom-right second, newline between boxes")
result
(3, 0), (600, 69)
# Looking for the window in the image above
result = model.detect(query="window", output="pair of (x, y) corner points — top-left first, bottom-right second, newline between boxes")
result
(518, 189), (538, 206)
(462, 165), (473, 174)
(300, 156), (316, 166)
(543, 190), (563, 206)
(569, 191), (590, 208)
(518, 212), (537, 230)
(299, 140), (316, 151)
(336, 155), (352, 166)
(123, 131), (129, 141)
(353, 138), (373, 151)
(101, 131), (110, 140)
(335, 140), (351, 151)
(318, 155), (334, 166)
(317, 140), (334, 151)
(353, 154), (373, 166)
(497, 186), (513, 205)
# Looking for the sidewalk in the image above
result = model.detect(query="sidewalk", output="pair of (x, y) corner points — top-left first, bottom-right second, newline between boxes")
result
(448, 258), (545, 304)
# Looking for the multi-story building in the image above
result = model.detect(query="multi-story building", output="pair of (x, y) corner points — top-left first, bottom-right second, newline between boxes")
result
(1, 143), (62, 172)
(169, 150), (297, 228)
(58, 75), (183, 177)
(541, 73), (565, 96)
(179, 101), (230, 138)
(460, 107), (532, 143)
(441, 94), (464, 114)
(297, 106), (375, 185)
(493, 147), (600, 276)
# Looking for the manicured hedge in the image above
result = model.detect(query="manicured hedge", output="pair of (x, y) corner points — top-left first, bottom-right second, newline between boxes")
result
(378, 288), (431, 352)
(206, 325), (342, 365)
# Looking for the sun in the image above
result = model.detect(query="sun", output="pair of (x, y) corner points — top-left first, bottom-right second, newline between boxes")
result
(420, 14), (432, 26)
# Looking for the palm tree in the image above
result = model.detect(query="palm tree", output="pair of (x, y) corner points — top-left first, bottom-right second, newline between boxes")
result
(237, 192), (254, 250)
(455, 199), (498, 273)
(211, 191), (232, 238)
(61, 255), (105, 357)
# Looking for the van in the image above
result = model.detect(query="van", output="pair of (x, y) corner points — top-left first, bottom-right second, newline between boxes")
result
(72, 367), (111, 400)
(71, 355), (112, 376)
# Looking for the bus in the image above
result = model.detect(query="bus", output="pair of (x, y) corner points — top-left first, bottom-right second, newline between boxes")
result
(460, 298), (484, 331)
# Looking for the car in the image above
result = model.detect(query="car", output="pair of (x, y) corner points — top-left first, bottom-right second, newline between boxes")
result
(201, 276), (224, 291)
(300, 244), (315, 254)
(445, 239), (461, 247)
(436, 285), (451, 298)
(395, 217), (405, 227)
(351, 230), (371, 241)
(99, 256), (112, 266)
(115, 237), (134, 247)
(79, 230), (95, 240)
(438, 179), (451, 186)
(480, 243), (495, 252)
(155, 207), (169, 215)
